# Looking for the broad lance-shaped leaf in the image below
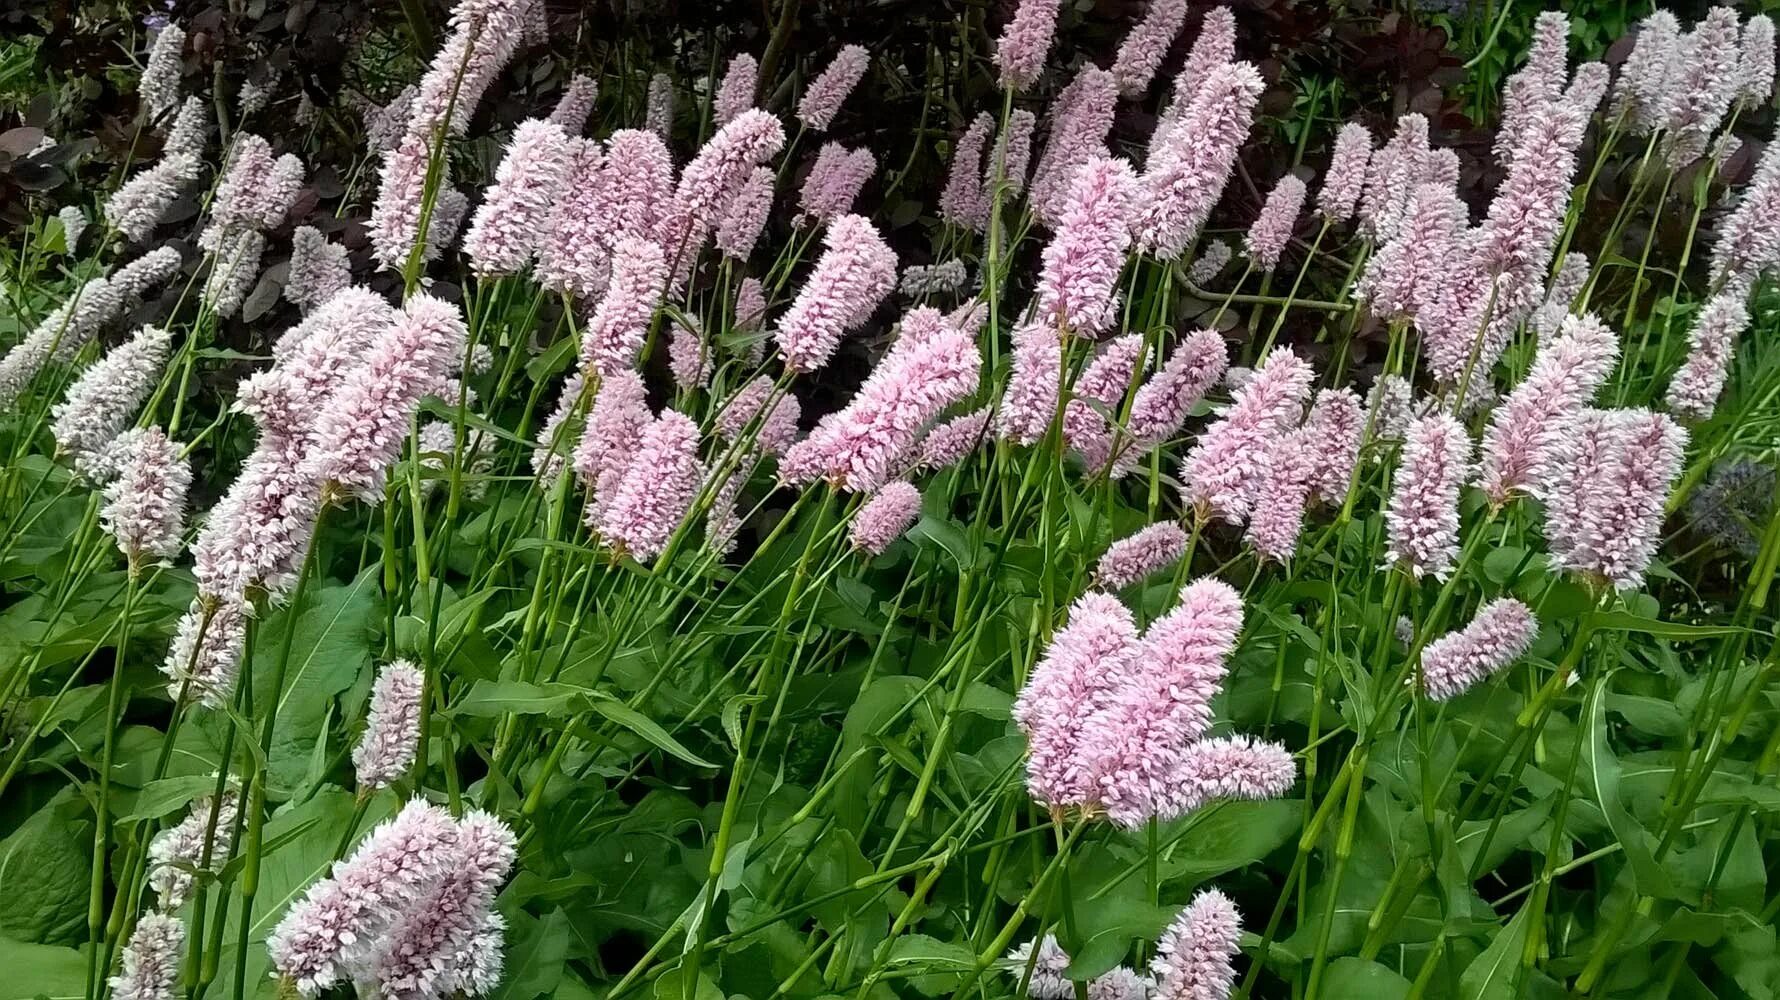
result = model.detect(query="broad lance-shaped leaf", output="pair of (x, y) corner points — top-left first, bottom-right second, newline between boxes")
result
(1583, 670), (1674, 899)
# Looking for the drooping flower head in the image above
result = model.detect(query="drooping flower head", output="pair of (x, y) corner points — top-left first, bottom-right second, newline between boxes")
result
(1126, 328), (1228, 446)
(798, 45), (870, 130)
(1243, 173), (1307, 272)
(1420, 597), (1538, 700)
(994, 0), (1062, 91)
(1014, 592), (1140, 810)
(1094, 521), (1189, 590)
(353, 660), (426, 790)
(463, 119), (575, 277)
(774, 214), (897, 372)
(1170, 735), (1295, 816)
(1034, 156), (1138, 336)
(1666, 287), (1750, 422)
(849, 481), (923, 555)
(1384, 412), (1472, 579)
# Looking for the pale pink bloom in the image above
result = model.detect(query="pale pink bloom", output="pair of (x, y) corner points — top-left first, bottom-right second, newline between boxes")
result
(1065, 334), (1145, 471)
(1245, 434), (1312, 563)
(715, 377), (801, 458)
(1495, 11), (1570, 168)
(202, 228), (266, 318)
(657, 110), (786, 279)
(1150, 890), (1242, 1000)
(1530, 252), (1590, 339)
(593, 129), (675, 252)
(368, 140), (448, 270)
(1029, 66), (1119, 226)
(108, 246), (182, 304)
(1710, 139), (1780, 289)
(403, 0), (530, 143)
(994, 0), (1061, 91)
(1168, 735), (1295, 818)
(105, 152), (201, 243)
(644, 72), (675, 138)
(1547, 408), (1686, 590)
(1663, 8), (1742, 169)
(548, 73), (598, 133)
(703, 464), (746, 556)
(1612, 11), (1682, 132)
(1170, 6), (1237, 111)
(1565, 61), (1611, 116)
(536, 138), (610, 298)
(992, 109), (1038, 195)
(531, 373), (585, 486)
(668, 319), (712, 391)
(1095, 521), (1189, 590)
(1317, 122), (1372, 223)
(1014, 592), (1140, 809)
(268, 799), (461, 997)
(205, 136), (288, 241)
(1112, 0), (1188, 96)
(774, 214), (897, 372)
(995, 321), (1063, 446)
(52, 325), (172, 478)
(715, 53), (759, 125)
(1084, 578), (1244, 827)
(424, 187), (470, 262)
(1666, 288), (1749, 422)
(369, 810), (515, 1000)
(1357, 114), (1432, 243)
(572, 370), (651, 521)
(0, 280), (117, 405)
(164, 96), (210, 158)
(306, 294), (467, 502)
(1126, 328), (1228, 444)
(1187, 239), (1232, 285)
(264, 285), (393, 387)
(849, 481), (922, 555)
(736, 276), (768, 333)
(463, 119), (574, 277)
(916, 407), (990, 471)
(1295, 388), (1363, 506)
(363, 86), (415, 155)
(716, 165), (774, 261)
(599, 410), (703, 560)
(1477, 312), (1618, 505)
(1089, 968), (1154, 1000)
(580, 236), (667, 377)
(140, 25), (186, 120)
(939, 113), (994, 230)
(1134, 61), (1264, 261)
(1384, 412), (1471, 579)
(352, 660), (425, 790)
(163, 597), (248, 707)
(1004, 936), (1073, 1000)
(1477, 102), (1587, 279)
(1740, 15), (1776, 109)
(1357, 182), (1466, 325)
(1420, 597), (1538, 700)
(1179, 346), (1313, 524)
(798, 45), (870, 130)
(286, 226), (352, 314)
(111, 913), (184, 1000)
(147, 793), (237, 908)
(1243, 173), (1307, 272)
(1368, 374), (1417, 441)
(101, 427), (190, 568)
(1034, 156), (1138, 335)
(799, 143), (875, 223)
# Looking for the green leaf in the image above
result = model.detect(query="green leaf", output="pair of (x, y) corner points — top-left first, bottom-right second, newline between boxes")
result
(587, 695), (719, 769)
(906, 516), (976, 572)
(1583, 673), (1673, 899)
(1322, 957), (1413, 1000)
(453, 680), (584, 717)
(1590, 612), (1747, 639)
(0, 791), (91, 945)
(491, 908), (573, 1000)
(1459, 902), (1531, 1000)
(117, 774), (218, 823)
(0, 934), (87, 1000)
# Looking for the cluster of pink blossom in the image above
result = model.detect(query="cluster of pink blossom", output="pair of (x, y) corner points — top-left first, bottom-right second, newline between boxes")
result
(798, 143), (876, 223)
(774, 214), (897, 372)
(1003, 935), (1151, 1000)
(1180, 347), (1313, 524)
(353, 660), (426, 789)
(1420, 597), (1539, 700)
(1546, 408), (1688, 590)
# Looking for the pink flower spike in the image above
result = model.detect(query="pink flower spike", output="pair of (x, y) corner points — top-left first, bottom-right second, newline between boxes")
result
(572, 370), (652, 521)
(581, 237), (667, 378)
(1245, 433), (1312, 564)
(368, 809), (516, 1000)
(1171, 6), (1237, 110)
(1126, 328), (1229, 444)
(353, 659), (424, 790)
(994, 0), (1062, 91)
(1014, 592), (1141, 810)
(1317, 122), (1372, 224)
(537, 138), (611, 299)
(1112, 0), (1188, 97)
(645, 72), (675, 139)
(1034, 156), (1138, 336)
(1065, 334), (1145, 471)
(464, 119), (574, 277)
(1168, 735), (1295, 818)
(140, 25), (186, 121)
(657, 110), (787, 282)
(599, 410), (703, 561)
(1477, 312), (1619, 505)
(1665, 288), (1749, 422)
(1740, 15), (1776, 110)
(1134, 60), (1264, 261)
(715, 53), (759, 125)
(849, 481), (923, 555)
(548, 73), (598, 133)
(716, 377), (802, 456)
(1150, 889), (1242, 1000)
(995, 321), (1063, 446)
(51, 324), (173, 480)
(774, 214), (897, 373)
(799, 143), (876, 223)
(101, 427), (191, 568)
(162, 597), (247, 708)
(939, 113), (994, 231)
(916, 407), (991, 472)
(1029, 66), (1119, 227)
(992, 109), (1037, 195)
(1546, 408), (1687, 590)
(716, 165), (775, 261)
(798, 45), (870, 131)
(1298, 387), (1363, 506)
(1384, 412), (1472, 580)
(594, 129), (676, 252)
(1179, 346), (1314, 524)
(286, 226), (352, 314)
(1420, 597), (1538, 700)
(1084, 578), (1244, 827)
(668, 319), (712, 392)
(1243, 173), (1307, 273)
(111, 913), (184, 1000)
(1612, 11), (1682, 132)
(1662, 8), (1742, 169)
(1094, 521), (1190, 590)
(1710, 139), (1780, 289)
